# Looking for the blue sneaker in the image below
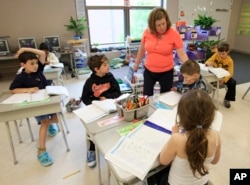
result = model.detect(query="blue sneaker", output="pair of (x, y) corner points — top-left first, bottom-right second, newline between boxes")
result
(87, 151), (96, 168)
(38, 151), (53, 166)
(48, 124), (58, 137)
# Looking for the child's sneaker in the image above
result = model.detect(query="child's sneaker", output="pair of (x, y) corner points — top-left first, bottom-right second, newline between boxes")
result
(37, 151), (53, 166)
(48, 123), (58, 137)
(87, 151), (96, 168)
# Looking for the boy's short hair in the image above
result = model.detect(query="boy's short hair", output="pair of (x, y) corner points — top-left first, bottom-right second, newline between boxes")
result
(217, 42), (230, 52)
(87, 54), (108, 73)
(18, 52), (38, 64)
(180, 59), (200, 75)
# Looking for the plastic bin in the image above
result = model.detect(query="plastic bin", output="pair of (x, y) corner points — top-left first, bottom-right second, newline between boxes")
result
(116, 102), (149, 122)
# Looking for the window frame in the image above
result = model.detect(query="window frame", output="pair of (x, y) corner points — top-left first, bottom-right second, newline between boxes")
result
(84, 1), (165, 50)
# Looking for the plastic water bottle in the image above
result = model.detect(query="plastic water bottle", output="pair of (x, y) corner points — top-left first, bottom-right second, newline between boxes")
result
(153, 81), (161, 104)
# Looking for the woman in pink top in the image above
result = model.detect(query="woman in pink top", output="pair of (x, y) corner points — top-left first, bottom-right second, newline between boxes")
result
(160, 89), (221, 185)
(133, 7), (188, 96)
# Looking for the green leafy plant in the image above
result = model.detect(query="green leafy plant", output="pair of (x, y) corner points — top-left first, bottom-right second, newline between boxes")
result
(195, 39), (224, 60)
(194, 14), (217, 30)
(64, 16), (88, 36)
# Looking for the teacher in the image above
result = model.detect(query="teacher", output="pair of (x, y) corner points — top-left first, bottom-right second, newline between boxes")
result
(133, 7), (188, 96)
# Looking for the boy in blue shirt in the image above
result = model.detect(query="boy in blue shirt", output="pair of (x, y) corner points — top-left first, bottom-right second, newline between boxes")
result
(9, 47), (59, 166)
(172, 60), (208, 93)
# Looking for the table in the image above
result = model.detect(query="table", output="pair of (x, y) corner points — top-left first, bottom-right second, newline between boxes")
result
(79, 104), (159, 185)
(93, 122), (166, 185)
(0, 92), (70, 165)
(200, 69), (220, 107)
(44, 66), (64, 86)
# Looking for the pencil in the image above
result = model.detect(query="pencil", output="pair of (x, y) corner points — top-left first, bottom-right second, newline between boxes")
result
(63, 169), (81, 179)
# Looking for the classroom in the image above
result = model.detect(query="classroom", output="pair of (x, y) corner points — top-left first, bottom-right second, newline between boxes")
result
(0, 0), (250, 185)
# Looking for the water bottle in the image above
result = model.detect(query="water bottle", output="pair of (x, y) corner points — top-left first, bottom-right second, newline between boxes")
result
(153, 81), (161, 104)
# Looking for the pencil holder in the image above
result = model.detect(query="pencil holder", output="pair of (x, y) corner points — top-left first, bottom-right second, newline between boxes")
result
(121, 104), (149, 122)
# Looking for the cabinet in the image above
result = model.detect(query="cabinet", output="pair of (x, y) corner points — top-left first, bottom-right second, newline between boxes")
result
(67, 39), (90, 78)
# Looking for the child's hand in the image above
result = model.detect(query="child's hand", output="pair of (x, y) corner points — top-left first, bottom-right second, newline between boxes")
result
(171, 87), (177, 91)
(99, 96), (106, 101)
(172, 124), (179, 134)
(27, 87), (39, 93)
(15, 48), (25, 57)
(205, 61), (213, 66)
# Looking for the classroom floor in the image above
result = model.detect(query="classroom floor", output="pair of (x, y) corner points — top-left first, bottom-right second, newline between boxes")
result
(0, 72), (250, 185)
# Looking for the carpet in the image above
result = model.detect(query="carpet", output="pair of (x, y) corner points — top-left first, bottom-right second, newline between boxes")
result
(230, 51), (250, 84)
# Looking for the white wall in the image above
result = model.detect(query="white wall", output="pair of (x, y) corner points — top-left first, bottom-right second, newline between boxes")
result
(178, 0), (233, 40)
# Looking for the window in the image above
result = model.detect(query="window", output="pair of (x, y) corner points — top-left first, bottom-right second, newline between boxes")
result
(85, 0), (166, 49)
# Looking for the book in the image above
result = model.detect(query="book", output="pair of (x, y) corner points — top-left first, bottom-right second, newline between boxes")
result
(208, 67), (230, 79)
(146, 108), (223, 132)
(73, 99), (117, 123)
(159, 91), (182, 107)
(145, 108), (178, 134)
(45, 85), (69, 97)
(199, 63), (230, 79)
(1, 86), (68, 104)
(105, 124), (171, 180)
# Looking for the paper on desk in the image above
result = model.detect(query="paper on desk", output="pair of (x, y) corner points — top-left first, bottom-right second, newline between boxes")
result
(159, 91), (182, 107)
(147, 108), (177, 131)
(1, 90), (49, 104)
(199, 63), (230, 78)
(105, 124), (170, 180)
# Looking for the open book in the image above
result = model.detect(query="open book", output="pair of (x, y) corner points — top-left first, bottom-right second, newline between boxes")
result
(208, 67), (230, 79)
(1, 86), (69, 104)
(73, 99), (117, 123)
(199, 63), (230, 79)
(105, 124), (170, 180)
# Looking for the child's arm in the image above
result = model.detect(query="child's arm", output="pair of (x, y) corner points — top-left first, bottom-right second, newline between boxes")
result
(211, 133), (221, 164)
(16, 47), (46, 65)
(159, 134), (178, 165)
(205, 52), (216, 66)
(11, 87), (39, 94)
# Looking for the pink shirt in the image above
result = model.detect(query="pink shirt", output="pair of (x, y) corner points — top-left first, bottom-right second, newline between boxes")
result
(142, 28), (183, 72)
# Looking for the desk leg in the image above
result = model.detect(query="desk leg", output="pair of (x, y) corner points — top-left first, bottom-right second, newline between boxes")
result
(5, 122), (18, 165)
(95, 147), (103, 185)
(216, 80), (219, 108)
(57, 113), (70, 152)
(14, 120), (22, 143)
(59, 112), (70, 133)
(26, 118), (34, 142)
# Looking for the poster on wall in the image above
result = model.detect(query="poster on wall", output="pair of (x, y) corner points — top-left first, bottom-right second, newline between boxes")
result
(237, 4), (250, 36)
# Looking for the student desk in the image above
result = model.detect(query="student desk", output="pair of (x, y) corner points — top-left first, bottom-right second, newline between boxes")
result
(44, 66), (64, 86)
(0, 92), (70, 165)
(200, 69), (221, 107)
(80, 113), (130, 185)
(78, 104), (158, 185)
(93, 122), (166, 185)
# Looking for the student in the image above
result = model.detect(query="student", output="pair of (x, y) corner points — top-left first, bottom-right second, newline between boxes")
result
(205, 42), (236, 108)
(172, 59), (208, 94)
(160, 89), (221, 185)
(9, 47), (59, 166)
(81, 54), (121, 167)
(133, 7), (188, 96)
(39, 42), (59, 65)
